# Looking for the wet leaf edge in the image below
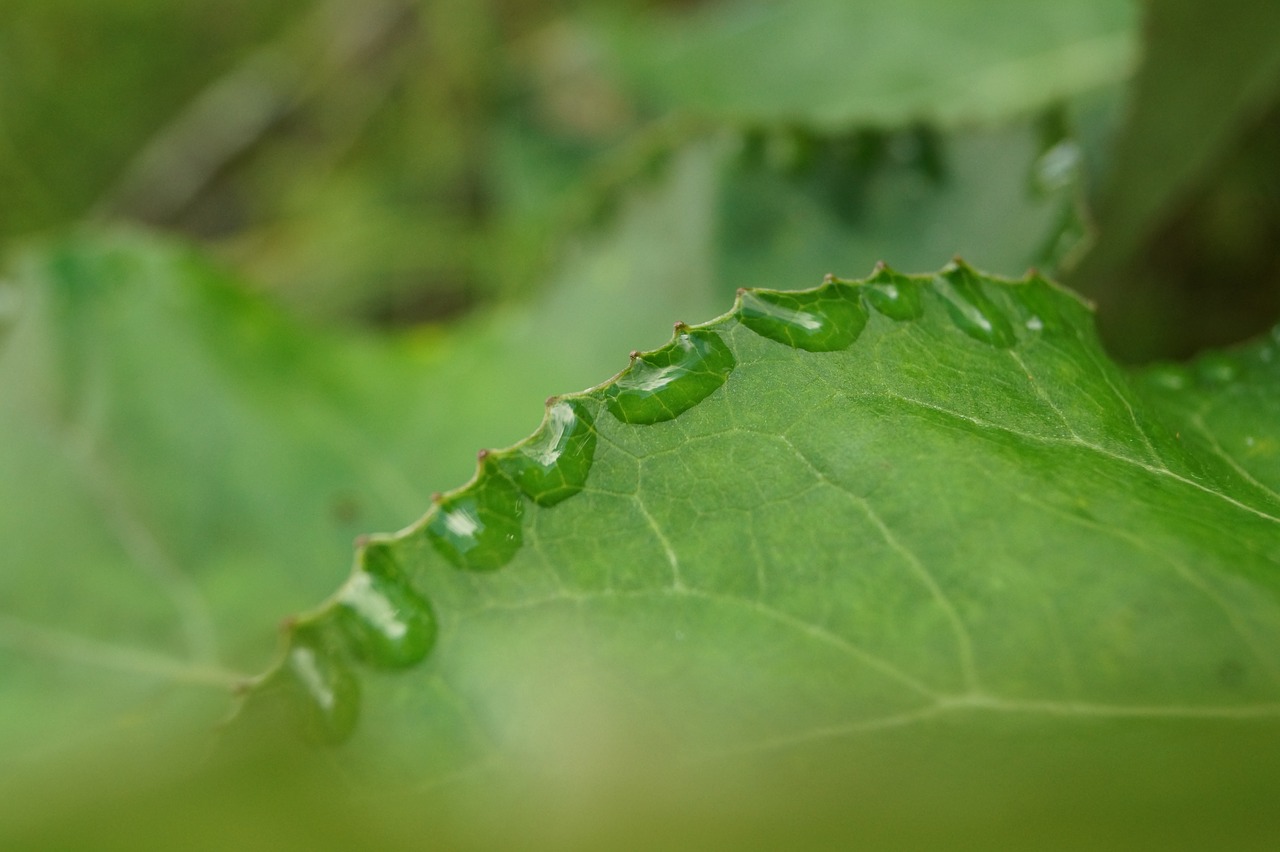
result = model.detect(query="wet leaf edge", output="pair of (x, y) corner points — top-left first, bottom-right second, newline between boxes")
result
(232, 258), (1095, 744)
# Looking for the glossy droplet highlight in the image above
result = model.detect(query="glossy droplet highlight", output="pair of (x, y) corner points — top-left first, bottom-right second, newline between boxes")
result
(935, 262), (1016, 348)
(603, 327), (735, 424)
(280, 627), (359, 745)
(494, 398), (596, 506)
(425, 462), (525, 571)
(334, 544), (436, 668)
(861, 265), (924, 321)
(737, 284), (868, 351)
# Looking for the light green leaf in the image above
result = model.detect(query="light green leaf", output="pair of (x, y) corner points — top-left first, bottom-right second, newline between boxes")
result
(0, 148), (725, 766)
(1, 120), (1075, 771)
(5, 130), (1272, 844)
(239, 258), (1280, 815)
(598, 0), (1137, 128)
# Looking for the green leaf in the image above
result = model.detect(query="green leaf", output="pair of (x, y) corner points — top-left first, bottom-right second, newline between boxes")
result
(0, 118), (1075, 771)
(240, 260), (1280, 811)
(599, 0), (1137, 128)
(0, 152), (725, 765)
(7, 130), (1274, 844)
(712, 121), (1090, 290)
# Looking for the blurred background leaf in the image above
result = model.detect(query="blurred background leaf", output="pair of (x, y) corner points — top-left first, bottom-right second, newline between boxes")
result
(1, 0), (1137, 329)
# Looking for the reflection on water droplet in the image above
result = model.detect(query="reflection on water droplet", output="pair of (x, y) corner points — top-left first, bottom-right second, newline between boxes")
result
(861, 265), (924, 320)
(281, 627), (359, 745)
(1025, 315), (1044, 332)
(494, 399), (597, 506)
(335, 545), (435, 668)
(1195, 352), (1240, 385)
(425, 464), (525, 571)
(935, 263), (1016, 348)
(737, 283), (868, 351)
(603, 328), (735, 424)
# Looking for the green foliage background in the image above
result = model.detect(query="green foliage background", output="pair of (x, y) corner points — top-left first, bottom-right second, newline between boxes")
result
(2, 0), (1280, 847)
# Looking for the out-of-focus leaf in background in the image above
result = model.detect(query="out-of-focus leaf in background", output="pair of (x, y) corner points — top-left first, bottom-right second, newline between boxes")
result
(0, 0), (1134, 326)
(598, 0), (1136, 128)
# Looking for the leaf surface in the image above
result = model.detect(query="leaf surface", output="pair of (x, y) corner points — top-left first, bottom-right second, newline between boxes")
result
(242, 259), (1280, 803)
(598, 0), (1136, 128)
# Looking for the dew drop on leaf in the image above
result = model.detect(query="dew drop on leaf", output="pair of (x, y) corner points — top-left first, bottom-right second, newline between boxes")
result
(737, 283), (868, 352)
(493, 398), (597, 506)
(280, 626), (360, 745)
(425, 466), (525, 571)
(861, 265), (924, 321)
(935, 262), (1017, 348)
(603, 327), (736, 424)
(334, 545), (436, 668)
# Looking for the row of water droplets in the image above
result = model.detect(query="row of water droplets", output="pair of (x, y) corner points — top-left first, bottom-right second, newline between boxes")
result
(267, 260), (1052, 743)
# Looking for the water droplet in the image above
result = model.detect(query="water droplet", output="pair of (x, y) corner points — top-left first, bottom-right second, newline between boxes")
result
(280, 626), (359, 745)
(1144, 363), (1191, 391)
(425, 461), (525, 571)
(934, 262), (1016, 348)
(1025, 315), (1044, 332)
(860, 265), (924, 321)
(1195, 352), (1240, 385)
(603, 327), (736, 424)
(737, 283), (868, 351)
(334, 544), (435, 669)
(493, 398), (597, 506)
